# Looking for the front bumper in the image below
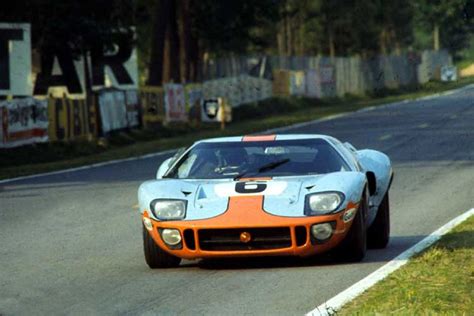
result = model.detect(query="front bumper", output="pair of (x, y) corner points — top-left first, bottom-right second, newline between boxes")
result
(143, 195), (358, 259)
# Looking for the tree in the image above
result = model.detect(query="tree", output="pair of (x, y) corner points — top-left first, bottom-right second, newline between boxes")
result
(415, 0), (471, 53)
(376, 0), (414, 55)
(147, 0), (280, 84)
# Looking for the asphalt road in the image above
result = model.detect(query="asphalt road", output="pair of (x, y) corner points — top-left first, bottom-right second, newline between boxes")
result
(1, 86), (473, 315)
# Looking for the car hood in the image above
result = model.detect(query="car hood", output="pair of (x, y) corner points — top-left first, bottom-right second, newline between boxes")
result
(138, 172), (366, 220)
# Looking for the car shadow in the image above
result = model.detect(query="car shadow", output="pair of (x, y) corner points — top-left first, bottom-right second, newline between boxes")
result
(187, 234), (445, 270)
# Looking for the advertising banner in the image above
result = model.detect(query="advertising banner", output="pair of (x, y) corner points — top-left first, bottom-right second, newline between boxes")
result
(37, 58), (87, 99)
(164, 84), (187, 122)
(98, 89), (127, 133)
(0, 23), (32, 96)
(289, 71), (306, 95)
(139, 86), (165, 127)
(272, 70), (291, 96)
(47, 96), (98, 141)
(305, 69), (321, 98)
(33, 30), (139, 98)
(0, 97), (48, 148)
(184, 83), (203, 110)
(124, 89), (140, 127)
(92, 36), (139, 91)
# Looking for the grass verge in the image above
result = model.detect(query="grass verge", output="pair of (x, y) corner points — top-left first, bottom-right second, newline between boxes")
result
(340, 215), (474, 315)
(1, 77), (474, 180)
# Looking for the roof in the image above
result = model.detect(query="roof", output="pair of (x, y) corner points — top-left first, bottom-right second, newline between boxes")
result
(196, 134), (332, 144)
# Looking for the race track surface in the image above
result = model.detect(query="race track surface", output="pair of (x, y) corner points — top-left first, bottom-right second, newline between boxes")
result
(1, 86), (473, 315)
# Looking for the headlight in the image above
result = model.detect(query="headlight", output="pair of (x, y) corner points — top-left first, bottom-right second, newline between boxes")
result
(150, 199), (186, 220)
(306, 192), (344, 215)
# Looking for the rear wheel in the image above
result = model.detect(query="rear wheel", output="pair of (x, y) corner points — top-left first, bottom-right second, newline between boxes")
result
(339, 195), (367, 262)
(143, 226), (181, 269)
(367, 193), (390, 249)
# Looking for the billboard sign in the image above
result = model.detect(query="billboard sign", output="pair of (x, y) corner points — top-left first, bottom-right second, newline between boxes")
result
(0, 23), (32, 96)
(0, 97), (48, 148)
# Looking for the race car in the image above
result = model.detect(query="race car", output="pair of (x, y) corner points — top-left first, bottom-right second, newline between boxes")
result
(138, 134), (393, 268)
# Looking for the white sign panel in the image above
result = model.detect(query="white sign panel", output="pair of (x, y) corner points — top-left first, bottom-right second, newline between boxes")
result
(201, 98), (231, 123)
(441, 65), (457, 82)
(125, 89), (140, 127)
(201, 98), (220, 122)
(0, 23), (32, 96)
(98, 90), (127, 133)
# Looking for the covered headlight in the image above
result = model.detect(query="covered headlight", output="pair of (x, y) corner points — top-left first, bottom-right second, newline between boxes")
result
(306, 192), (344, 215)
(150, 199), (186, 220)
(160, 228), (182, 246)
(311, 223), (334, 242)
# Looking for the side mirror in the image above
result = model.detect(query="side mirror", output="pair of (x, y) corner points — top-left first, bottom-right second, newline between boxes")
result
(366, 171), (377, 196)
(156, 157), (173, 179)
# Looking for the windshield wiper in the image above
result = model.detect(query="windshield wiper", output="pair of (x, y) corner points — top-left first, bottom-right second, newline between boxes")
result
(234, 158), (290, 180)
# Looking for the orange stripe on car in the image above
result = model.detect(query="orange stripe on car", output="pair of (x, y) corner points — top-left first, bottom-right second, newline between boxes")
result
(236, 177), (272, 181)
(242, 135), (276, 142)
(143, 196), (361, 259)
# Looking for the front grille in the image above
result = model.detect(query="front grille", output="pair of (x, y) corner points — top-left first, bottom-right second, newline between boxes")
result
(198, 227), (292, 251)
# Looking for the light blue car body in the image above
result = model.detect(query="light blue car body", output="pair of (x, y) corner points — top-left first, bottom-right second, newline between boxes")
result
(138, 134), (393, 225)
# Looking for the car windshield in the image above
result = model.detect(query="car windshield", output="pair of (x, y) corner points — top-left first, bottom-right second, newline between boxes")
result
(164, 139), (350, 179)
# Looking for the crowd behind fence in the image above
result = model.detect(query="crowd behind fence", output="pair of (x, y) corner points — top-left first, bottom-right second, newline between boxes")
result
(0, 50), (452, 148)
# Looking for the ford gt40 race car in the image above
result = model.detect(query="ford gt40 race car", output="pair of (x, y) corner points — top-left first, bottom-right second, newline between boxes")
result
(138, 134), (393, 268)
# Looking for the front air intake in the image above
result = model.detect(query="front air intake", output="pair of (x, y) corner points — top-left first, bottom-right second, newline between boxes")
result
(198, 227), (292, 251)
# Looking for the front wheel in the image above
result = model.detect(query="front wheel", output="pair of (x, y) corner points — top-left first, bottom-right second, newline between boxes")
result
(338, 196), (367, 262)
(367, 192), (390, 249)
(143, 226), (181, 269)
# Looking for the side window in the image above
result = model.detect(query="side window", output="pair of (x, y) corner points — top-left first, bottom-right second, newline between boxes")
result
(177, 154), (197, 178)
(327, 138), (359, 171)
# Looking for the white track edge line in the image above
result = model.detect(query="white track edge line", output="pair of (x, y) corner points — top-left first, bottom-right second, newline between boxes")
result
(306, 208), (474, 316)
(1, 83), (472, 184)
(264, 83), (474, 134)
(0, 149), (176, 184)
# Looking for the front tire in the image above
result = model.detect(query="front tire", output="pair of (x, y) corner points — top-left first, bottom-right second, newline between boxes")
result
(367, 192), (390, 249)
(143, 226), (181, 269)
(339, 196), (367, 262)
